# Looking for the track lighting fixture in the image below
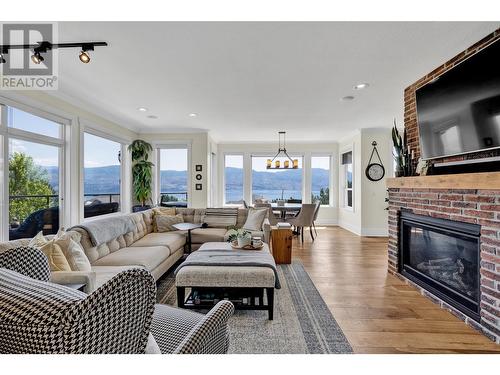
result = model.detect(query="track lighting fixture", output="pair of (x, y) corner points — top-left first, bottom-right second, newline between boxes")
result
(31, 51), (44, 64)
(0, 41), (107, 66)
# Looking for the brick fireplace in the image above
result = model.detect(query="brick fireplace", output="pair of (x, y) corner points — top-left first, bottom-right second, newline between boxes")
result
(387, 28), (500, 344)
(387, 181), (500, 342)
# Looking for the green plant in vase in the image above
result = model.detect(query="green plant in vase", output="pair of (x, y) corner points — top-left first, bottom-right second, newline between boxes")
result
(392, 120), (412, 177)
(128, 139), (154, 212)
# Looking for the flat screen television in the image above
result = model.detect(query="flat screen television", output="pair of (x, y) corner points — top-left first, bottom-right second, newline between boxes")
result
(416, 39), (500, 160)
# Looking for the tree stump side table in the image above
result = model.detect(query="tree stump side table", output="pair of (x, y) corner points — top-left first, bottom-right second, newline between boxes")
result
(271, 227), (292, 264)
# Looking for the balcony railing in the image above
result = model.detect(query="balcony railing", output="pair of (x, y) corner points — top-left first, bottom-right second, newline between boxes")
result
(84, 193), (121, 204)
(9, 194), (59, 208)
(160, 191), (188, 202)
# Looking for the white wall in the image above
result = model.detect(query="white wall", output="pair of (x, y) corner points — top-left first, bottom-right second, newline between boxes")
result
(216, 142), (339, 225)
(139, 132), (210, 208)
(337, 128), (392, 236)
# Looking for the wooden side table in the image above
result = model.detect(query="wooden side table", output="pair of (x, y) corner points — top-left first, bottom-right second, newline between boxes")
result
(271, 227), (293, 264)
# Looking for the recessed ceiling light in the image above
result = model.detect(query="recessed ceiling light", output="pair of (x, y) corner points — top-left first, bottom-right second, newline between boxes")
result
(137, 107), (148, 112)
(354, 83), (369, 90)
(147, 115), (158, 119)
(189, 113), (198, 117)
(341, 96), (355, 101)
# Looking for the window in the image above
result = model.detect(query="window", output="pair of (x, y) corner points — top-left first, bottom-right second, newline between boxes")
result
(224, 155), (244, 205)
(251, 156), (303, 203)
(311, 156), (331, 205)
(83, 132), (122, 218)
(1, 104), (64, 240)
(342, 151), (353, 209)
(159, 147), (189, 205)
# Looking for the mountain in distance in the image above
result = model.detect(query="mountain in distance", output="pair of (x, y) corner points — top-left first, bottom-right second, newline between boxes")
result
(43, 166), (329, 194)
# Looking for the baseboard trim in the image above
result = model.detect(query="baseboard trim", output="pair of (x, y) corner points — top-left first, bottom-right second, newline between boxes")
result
(338, 221), (361, 236)
(361, 227), (388, 237)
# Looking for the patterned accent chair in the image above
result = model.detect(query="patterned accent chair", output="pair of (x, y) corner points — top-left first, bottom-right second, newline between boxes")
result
(0, 247), (234, 354)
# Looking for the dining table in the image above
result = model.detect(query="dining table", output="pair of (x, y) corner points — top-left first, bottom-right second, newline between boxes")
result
(269, 203), (302, 220)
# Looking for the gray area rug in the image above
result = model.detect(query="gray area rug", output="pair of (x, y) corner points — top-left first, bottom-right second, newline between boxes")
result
(156, 260), (352, 354)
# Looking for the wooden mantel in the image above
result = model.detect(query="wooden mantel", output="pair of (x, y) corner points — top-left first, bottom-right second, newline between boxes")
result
(386, 172), (500, 190)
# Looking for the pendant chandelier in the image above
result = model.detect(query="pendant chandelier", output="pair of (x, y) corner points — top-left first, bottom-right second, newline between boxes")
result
(266, 131), (299, 169)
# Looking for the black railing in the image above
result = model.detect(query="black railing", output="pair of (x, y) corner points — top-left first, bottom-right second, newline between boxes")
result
(9, 194), (59, 207)
(84, 193), (121, 203)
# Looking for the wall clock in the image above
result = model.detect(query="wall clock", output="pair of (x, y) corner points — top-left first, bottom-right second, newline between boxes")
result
(365, 141), (385, 182)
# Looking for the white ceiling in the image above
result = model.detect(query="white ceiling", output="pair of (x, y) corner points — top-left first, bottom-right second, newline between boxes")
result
(53, 22), (499, 142)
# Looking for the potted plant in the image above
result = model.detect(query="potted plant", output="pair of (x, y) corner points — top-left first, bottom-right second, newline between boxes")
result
(226, 228), (252, 247)
(392, 120), (412, 177)
(128, 139), (154, 212)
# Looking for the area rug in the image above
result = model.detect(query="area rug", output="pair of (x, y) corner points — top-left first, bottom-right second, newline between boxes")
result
(156, 260), (353, 354)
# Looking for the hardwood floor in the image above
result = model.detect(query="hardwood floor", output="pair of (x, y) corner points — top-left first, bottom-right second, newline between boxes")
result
(292, 226), (500, 353)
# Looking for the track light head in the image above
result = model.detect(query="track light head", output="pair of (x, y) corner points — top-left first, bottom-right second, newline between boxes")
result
(31, 51), (44, 64)
(79, 50), (91, 63)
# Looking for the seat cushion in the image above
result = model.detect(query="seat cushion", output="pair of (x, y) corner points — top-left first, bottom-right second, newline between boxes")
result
(130, 233), (186, 253)
(190, 228), (227, 244)
(92, 246), (170, 271)
(91, 265), (144, 289)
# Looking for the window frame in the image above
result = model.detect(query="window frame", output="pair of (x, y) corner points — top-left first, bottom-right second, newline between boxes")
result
(311, 153), (334, 207)
(154, 142), (192, 207)
(341, 148), (354, 211)
(249, 152), (305, 204)
(223, 152), (245, 207)
(80, 123), (128, 222)
(0, 99), (68, 241)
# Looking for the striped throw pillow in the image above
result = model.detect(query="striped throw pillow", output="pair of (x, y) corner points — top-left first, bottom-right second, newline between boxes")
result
(203, 208), (238, 228)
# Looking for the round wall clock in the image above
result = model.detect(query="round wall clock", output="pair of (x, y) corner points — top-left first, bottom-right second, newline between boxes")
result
(365, 141), (385, 182)
(366, 163), (385, 181)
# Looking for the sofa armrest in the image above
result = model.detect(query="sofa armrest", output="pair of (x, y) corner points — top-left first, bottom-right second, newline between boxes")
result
(262, 218), (271, 244)
(50, 270), (96, 294)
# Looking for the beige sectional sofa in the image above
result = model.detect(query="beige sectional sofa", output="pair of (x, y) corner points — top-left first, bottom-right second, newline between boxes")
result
(0, 207), (270, 293)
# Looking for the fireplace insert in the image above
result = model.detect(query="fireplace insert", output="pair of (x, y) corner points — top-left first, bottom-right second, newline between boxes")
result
(399, 211), (480, 321)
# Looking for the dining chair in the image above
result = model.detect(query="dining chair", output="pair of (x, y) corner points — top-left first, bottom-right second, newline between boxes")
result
(312, 201), (320, 236)
(254, 202), (278, 226)
(285, 203), (317, 243)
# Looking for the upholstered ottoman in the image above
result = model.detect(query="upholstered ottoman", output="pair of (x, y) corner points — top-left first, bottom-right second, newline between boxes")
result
(175, 242), (277, 319)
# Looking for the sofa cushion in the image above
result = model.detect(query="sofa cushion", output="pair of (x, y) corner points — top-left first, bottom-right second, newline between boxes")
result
(156, 214), (184, 232)
(175, 208), (196, 223)
(91, 265), (143, 289)
(190, 228), (227, 244)
(130, 233), (186, 253)
(202, 208), (238, 228)
(92, 246), (170, 271)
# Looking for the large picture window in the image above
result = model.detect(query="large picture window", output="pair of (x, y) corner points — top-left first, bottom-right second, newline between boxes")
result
(1, 104), (64, 240)
(159, 147), (189, 206)
(251, 156), (303, 203)
(311, 156), (331, 205)
(224, 154), (244, 205)
(83, 132), (122, 218)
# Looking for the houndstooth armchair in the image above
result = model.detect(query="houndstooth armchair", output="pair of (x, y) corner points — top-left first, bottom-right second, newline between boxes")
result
(0, 247), (234, 354)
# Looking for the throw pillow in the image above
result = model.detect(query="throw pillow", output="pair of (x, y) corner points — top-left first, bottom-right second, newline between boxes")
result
(156, 214), (184, 232)
(55, 230), (92, 272)
(203, 208), (238, 228)
(39, 241), (72, 272)
(152, 207), (177, 232)
(242, 207), (268, 231)
(29, 230), (49, 248)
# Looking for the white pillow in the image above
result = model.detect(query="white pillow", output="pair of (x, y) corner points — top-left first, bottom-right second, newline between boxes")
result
(29, 230), (91, 272)
(242, 208), (268, 231)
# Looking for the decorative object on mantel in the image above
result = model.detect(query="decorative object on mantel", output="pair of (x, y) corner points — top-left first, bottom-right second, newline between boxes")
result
(415, 158), (430, 176)
(266, 131), (299, 169)
(128, 140), (154, 212)
(391, 119), (413, 177)
(365, 141), (385, 181)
